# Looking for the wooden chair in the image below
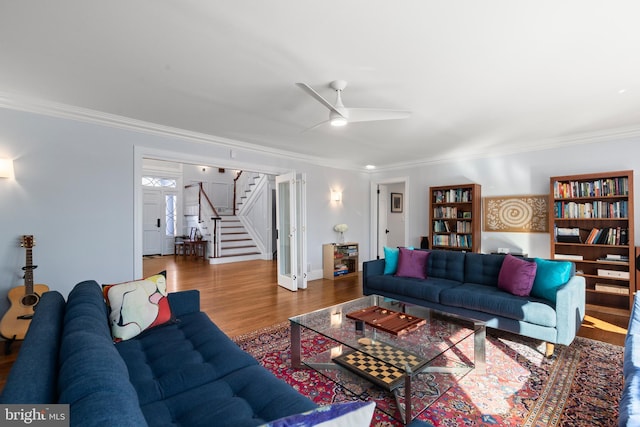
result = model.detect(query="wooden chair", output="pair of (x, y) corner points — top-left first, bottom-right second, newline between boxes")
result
(174, 235), (190, 256)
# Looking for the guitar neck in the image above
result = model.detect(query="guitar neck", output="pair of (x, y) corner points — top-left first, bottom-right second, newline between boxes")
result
(24, 248), (34, 295)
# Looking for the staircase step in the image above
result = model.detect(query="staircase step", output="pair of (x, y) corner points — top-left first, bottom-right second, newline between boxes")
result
(219, 251), (261, 258)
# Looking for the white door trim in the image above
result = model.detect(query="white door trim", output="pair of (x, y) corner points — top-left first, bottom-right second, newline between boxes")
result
(369, 176), (409, 260)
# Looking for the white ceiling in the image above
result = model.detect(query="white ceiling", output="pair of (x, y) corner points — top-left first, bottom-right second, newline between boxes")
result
(1, 1), (640, 170)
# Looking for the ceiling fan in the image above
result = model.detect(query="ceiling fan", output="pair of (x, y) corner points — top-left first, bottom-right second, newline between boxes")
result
(296, 80), (411, 129)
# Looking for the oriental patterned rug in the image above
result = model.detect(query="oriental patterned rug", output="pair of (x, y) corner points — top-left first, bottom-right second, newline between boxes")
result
(233, 322), (622, 426)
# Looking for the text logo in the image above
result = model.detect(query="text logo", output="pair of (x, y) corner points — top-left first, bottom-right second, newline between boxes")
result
(1, 405), (69, 426)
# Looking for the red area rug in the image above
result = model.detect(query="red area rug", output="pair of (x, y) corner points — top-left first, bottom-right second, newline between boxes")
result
(233, 322), (622, 426)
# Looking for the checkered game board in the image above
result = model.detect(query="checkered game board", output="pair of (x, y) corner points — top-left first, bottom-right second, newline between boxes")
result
(332, 342), (426, 390)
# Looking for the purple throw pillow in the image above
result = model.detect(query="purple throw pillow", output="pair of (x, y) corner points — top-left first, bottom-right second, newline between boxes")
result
(395, 247), (429, 279)
(497, 254), (537, 296)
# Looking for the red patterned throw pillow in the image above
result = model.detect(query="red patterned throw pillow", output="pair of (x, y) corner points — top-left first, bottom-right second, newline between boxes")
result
(103, 271), (172, 342)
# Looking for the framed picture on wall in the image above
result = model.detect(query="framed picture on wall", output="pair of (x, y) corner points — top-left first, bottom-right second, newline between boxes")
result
(391, 193), (403, 213)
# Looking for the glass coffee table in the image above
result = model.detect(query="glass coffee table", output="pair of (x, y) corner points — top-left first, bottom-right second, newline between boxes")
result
(289, 295), (486, 425)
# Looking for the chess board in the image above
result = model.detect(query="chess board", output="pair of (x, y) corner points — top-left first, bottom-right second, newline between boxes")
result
(332, 342), (427, 391)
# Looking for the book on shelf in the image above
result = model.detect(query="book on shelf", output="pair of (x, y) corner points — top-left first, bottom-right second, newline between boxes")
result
(555, 227), (582, 243)
(594, 283), (629, 295)
(597, 269), (630, 279)
(596, 258), (629, 264)
(596, 254), (630, 264)
(554, 254), (584, 261)
(605, 254), (629, 261)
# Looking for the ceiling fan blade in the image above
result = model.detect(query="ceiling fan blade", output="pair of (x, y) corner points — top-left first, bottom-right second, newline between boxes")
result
(300, 119), (330, 133)
(343, 108), (411, 123)
(296, 83), (343, 116)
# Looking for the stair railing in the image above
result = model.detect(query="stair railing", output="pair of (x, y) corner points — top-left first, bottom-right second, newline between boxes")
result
(184, 182), (221, 259)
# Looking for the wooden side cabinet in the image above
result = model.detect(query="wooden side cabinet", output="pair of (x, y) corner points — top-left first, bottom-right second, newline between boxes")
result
(323, 243), (359, 280)
(549, 170), (634, 314)
(429, 183), (481, 253)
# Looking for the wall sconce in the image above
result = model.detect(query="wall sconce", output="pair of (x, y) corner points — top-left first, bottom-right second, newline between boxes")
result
(0, 159), (14, 179)
(331, 190), (342, 202)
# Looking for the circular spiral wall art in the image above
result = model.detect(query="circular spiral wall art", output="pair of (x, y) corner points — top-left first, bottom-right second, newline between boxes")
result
(483, 195), (549, 233)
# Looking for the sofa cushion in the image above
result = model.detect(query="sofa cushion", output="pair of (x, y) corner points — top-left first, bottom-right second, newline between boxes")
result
(383, 246), (399, 275)
(463, 253), (505, 287)
(497, 254), (537, 296)
(59, 281), (148, 426)
(395, 247), (429, 279)
(104, 272), (173, 341)
(0, 291), (66, 404)
(117, 311), (315, 425)
(365, 275), (460, 303)
(440, 283), (557, 327)
(427, 250), (465, 282)
(530, 258), (573, 303)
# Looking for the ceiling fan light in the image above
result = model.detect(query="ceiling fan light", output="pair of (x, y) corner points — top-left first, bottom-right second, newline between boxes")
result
(329, 111), (347, 127)
(330, 117), (347, 126)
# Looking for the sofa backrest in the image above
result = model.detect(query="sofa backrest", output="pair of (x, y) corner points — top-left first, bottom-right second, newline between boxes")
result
(58, 280), (148, 426)
(463, 252), (505, 286)
(0, 290), (66, 404)
(427, 249), (466, 282)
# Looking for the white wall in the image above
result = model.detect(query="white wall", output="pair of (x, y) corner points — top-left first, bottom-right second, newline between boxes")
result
(0, 107), (370, 316)
(371, 136), (640, 258)
(2, 104), (640, 318)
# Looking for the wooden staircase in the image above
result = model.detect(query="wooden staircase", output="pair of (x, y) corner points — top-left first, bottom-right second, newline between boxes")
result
(212, 215), (262, 263)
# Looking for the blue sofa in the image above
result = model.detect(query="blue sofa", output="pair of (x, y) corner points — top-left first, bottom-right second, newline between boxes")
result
(363, 250), (586, 356)
(620, 293), (640, 426)
(0, 280), (317, 426)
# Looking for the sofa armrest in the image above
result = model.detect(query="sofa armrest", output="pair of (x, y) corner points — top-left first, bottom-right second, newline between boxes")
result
(554, 274), (586, 345)
(168, 290), (200, 317)
(362, 259), (385, 295)
(0, 291), (66, 404)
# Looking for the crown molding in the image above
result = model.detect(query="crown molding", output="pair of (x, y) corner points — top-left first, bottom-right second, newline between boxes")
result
(2, 91), (639, 174)
(0, 91), (348, 169)
(369, 124), (640, 173)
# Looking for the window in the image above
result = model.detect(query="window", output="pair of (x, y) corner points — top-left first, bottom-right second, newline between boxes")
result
(165, 194), (177, 236)
(142, 176), (177, 188)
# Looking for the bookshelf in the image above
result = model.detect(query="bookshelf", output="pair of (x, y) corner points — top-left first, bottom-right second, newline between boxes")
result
(429, 183), (481, 253)
(323, 243), (359, 280)
(549, 170), (634, 314)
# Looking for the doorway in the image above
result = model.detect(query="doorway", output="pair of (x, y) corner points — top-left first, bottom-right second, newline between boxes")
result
(370, 177), (409, 259)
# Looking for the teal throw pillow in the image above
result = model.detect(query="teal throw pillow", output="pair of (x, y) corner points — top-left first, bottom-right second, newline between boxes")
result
(531, 258), (573, 302)
(383, 246), (399, 275)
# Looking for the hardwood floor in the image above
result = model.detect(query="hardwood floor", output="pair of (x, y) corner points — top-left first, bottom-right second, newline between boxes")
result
(142, 256), (364, 337)
(0, 255), (629, 393)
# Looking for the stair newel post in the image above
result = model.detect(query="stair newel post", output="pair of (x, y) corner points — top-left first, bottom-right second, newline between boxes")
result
(198, 182), (204, 223)
(233, 170), (243, 216)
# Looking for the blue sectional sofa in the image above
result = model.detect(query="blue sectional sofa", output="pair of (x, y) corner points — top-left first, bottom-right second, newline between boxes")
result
(363, 249), (586, 356)
(620, 293), (640, 426)
(0, 280), (318, 426)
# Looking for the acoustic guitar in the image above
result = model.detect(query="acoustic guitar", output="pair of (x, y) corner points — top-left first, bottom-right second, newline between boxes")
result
(0, 235), (49, 343)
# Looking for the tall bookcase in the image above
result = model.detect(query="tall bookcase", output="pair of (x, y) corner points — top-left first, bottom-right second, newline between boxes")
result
(549, 170), (634, 314)
(429, 183), (481, 253)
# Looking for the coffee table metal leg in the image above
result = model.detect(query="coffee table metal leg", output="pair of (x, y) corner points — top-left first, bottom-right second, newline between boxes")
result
(474, 322), (486, 374)
(404, 366), (412, 425)
(290, 321), (302, 369)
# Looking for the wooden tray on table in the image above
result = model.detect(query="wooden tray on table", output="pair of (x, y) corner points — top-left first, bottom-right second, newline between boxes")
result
(345, 306), (426, 335)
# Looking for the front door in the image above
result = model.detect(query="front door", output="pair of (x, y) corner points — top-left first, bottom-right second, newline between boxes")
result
(143, 189), (163, 256)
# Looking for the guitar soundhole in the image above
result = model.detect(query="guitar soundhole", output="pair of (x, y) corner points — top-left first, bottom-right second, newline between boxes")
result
(21, 294), (39, 307)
